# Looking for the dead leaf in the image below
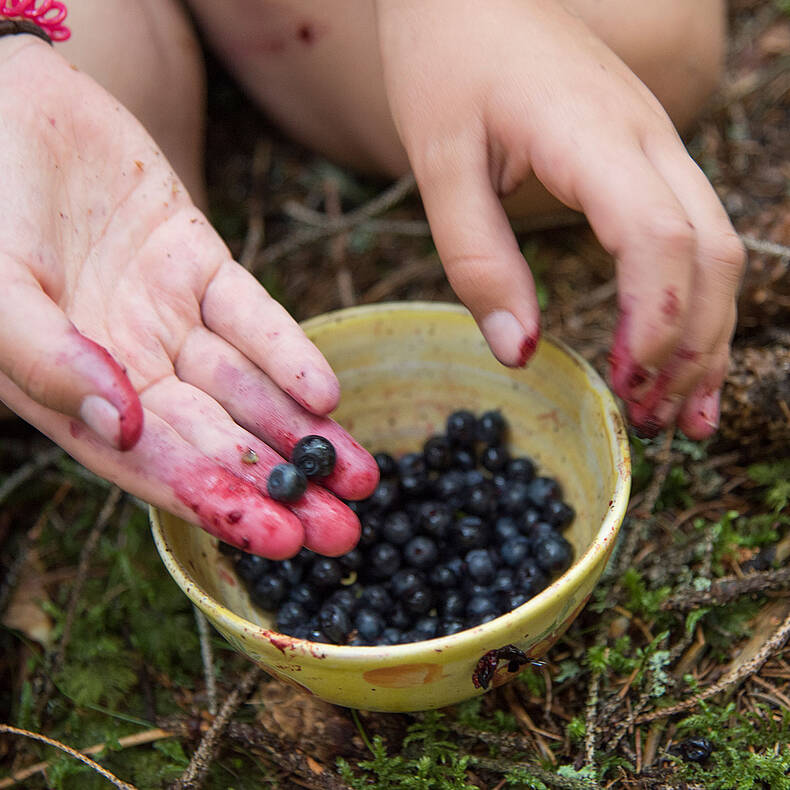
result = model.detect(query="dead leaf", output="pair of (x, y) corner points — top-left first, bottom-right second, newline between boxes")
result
(2, 549), (55, 649)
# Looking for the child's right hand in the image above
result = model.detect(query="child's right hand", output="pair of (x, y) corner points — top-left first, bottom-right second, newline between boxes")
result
(375, 0), (745, 439)
(0, 36), (379, 559)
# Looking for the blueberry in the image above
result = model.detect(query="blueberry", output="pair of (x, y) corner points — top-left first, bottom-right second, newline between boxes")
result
(439, 590), (466, 619)
(355, 608), (386, 641)
(499, 480), (532, 515)
(276, 600), (308, 632)
(403, 536), (439, 569)
(521, 508), (542, 533)
(465, 548), (497, 584)
(464, 468), (486, 487)
(434, 470), (467, 508)
(464, 481), (497, 518)
(307, 627), (329, 643)
(398, 452), (427, 478)
(481, 444), (509, 472)
(530, 521), (560, 541)
(403, 582), (434, 615)
(367, 479), (401, 512)
(359, 513), (383, 546)
(339, 547), (364, 571)
(390, 569), (425, 598)
(399, 472), (431, 499)
(446, 410), (478, 445)
(543, 499), (575, 529)
(278, 559), (303, 586)
(441, 618), (467, 636)
(308, 557), (343, 589)
(503, 591), (531, 610)
(250, 574), (287, 610)
(423, 435), (453, 470)
(477, 410), (507, 444)
(234, 553), (271, 585)
(366, 542), (402, 579)
(379, 627), (405, 645)
(527, 477), (562, 508)
(429, 562), (459, 589)
(494, 515), (521, 542)
(515, 558), (549, 597)
(319, 603), (351, 644)
(500, 535), (532, 568)
(506, 456), (536, 483)
(466, 594), (499, 620)
(328, 588), (358, 614)
(382, 511), (415, 545)
(288, 583), (320, 612)
(267, 463), (308, 502)
(534, 534), (573, 574)
(411, 615), (440, 641)
(453, 516), (489, 551)
(389, 602), (412, 630)
(491, 472), (508, 496)
(417, 501), (453, 539)
(374, 452), (398, 478)
(491, 567), (517, 595)
(359, 584), (393, 612)
(451, 447), (477, 471)
(292, 435), (336, 478)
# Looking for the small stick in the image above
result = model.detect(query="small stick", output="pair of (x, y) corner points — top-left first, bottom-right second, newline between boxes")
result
(0, 723), (140, 790)
(0, 447), (63, 507)
(172, 665), (262, 790)
(193, 606), (218, 715)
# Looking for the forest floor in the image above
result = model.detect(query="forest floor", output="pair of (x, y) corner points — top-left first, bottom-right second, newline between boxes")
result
(1, 1), (789, 788)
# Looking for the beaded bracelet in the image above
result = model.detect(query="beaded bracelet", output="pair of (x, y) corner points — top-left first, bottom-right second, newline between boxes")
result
(0, 1), (70, 43)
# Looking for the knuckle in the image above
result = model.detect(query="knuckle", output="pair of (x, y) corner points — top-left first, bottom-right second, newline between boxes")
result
(703, 231), (747, 288)
(643, 210), (696, 257)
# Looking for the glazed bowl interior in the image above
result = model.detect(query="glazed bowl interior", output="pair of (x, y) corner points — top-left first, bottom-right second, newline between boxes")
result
(151, 302), (630, 712)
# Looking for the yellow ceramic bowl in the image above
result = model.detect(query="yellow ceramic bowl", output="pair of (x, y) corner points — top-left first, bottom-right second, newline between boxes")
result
(151, 302), (630, 712)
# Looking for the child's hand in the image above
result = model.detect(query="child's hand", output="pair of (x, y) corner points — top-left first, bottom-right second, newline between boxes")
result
(0, 38), (378, 558)
(375, 0), (745, 439)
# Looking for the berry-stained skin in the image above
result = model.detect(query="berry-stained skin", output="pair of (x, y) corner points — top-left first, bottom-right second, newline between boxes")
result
(0, 39), (377, 560)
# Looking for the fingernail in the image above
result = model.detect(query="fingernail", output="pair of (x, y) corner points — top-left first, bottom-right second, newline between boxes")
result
(80, 395), (121, 449)
(480, 310), (537, 367)
(697, 389), (721, 432)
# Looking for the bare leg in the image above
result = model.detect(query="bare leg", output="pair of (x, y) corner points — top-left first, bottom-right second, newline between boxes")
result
(59, 0), (207, 205)
(186, 0), (726, 215)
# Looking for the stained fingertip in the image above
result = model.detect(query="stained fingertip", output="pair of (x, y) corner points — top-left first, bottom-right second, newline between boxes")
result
(678, 388), (721, 441)
(480, 310), (540, 368)
(292, 487), (362, 557)
(284, 364), (341, 416)
(321, 442), (380, 501)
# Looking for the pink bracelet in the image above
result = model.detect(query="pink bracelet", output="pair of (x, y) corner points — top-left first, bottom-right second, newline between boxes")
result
(0, 1), (70, 42)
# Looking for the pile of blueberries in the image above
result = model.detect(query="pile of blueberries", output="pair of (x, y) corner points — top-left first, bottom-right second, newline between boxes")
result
(226, 409), (575, 646)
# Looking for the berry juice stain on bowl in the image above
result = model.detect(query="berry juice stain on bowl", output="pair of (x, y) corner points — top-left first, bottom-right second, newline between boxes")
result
(150, 302), (631, 712)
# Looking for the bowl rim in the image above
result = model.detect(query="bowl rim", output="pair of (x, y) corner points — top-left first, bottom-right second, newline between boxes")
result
(150, 301), (631, 662)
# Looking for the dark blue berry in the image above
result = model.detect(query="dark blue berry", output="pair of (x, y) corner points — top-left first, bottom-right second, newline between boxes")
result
(477, 410), (507, 444)
(411, 615), (439, 641)
(398, 452), (427, 477)
(439, 590), (466, 619)
(451, 447), (477, 470)
(403, 583), (434, 615)
(543, 499), (575, 529)
(441, 618), (467, 636)
(278, 559), (303, 586)
(366, 479), (400, 511)
(446, 410), (477, 445)
(465, 481), (497, 518)
(359, 584), (393, 612)
(417, 501), (453, 539)
(319, 603), (351, 644)
(481, 444), (509, 472)
(328, 588), (358, 614)
(339, 547), (364, 571)
(453, 515), (489, 550)
(374, 452), (398, 478)
(499, 480), (532, 515)
(534, 534), (573, 574)
(515, 558), (549, 597)
(423, 436), (453, 470)
(292, 435), (336, 478)
(389, 602), (412, 630)
(403, 536), (439, 569)
(382, 511), (415, 545)
(267, 463), (307, 502)
(466, 594), (499, 620)
(465, 548), (497, 583)
(276, 601), (308, 632)
(307, 627), (329, 643)
(250, 574), (287, 610)
(355, 608), (386, 641)
(500, 535), (532, 568)
(308, 557), (343, 589)
(527, 477), (562, 508)
(399, 472), (431, 499)
(491, 567), (517, 595)
(235, 553), (271, 585)
(366, 542), (402, 578)
(434, 470), (467, 509)
(379, 627), (404, 645)
(390, 569), (425, 598)
(494, 515), (521, 542)
(521, 508), (542, 533)
(506, 456), (535, 482)
(288, 583), (320, 612)
(503, 591), (531, 610)
(429, 563), (459, 589)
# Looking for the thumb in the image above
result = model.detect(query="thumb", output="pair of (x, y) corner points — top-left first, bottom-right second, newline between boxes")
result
(0, 272), (143, 450)
(414, 145), (541, 367)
